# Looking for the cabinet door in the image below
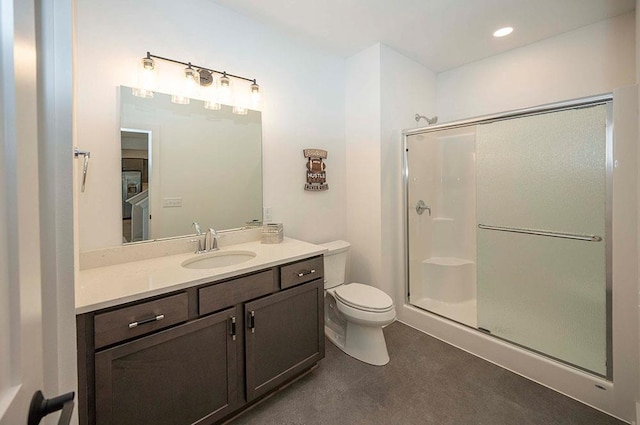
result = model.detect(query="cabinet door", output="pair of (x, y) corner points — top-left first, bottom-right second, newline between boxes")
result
(95, 307), (238, 425)
(245, 279), (324, 401)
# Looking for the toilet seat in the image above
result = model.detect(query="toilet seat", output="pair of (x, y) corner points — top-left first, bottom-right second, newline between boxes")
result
(334, 283), (394, 313)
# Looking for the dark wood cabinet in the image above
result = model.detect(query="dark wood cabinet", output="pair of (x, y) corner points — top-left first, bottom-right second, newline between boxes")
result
(245, 279), (324, 401)
(94, 307), (238, 425)
(77, 255), (325, 425)
(94, 292), (189, 349)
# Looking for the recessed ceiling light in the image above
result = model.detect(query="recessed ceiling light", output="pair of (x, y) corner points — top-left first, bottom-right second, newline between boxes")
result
(493, 27), (513, 37)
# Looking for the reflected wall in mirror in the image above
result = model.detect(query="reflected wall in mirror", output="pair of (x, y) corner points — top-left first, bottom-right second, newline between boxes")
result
(120, 86), (263, 243)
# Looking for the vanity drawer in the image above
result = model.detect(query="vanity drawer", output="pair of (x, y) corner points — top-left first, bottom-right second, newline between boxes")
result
(94, 293), (188, 349)
(199, 269), (277, 316)
(280, 256), (324, 290)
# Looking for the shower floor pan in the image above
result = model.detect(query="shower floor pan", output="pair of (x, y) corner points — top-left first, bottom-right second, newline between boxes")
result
(411, 297), (477, 328)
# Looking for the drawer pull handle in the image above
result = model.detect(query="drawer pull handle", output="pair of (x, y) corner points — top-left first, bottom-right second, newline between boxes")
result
(229, 316), (237, 341)
(297, 269), (316, 277)
(248, 311), (255, 333)
(128, 314), (165, 329)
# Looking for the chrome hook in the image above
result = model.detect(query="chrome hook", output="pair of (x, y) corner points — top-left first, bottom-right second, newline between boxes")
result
(74, 147), (90, 192)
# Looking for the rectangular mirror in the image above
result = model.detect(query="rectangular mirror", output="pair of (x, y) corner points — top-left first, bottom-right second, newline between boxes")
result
(120, 86), (263, 243)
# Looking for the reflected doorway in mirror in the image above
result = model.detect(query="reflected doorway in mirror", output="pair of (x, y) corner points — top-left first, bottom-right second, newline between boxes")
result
(121, 129), (151, 243)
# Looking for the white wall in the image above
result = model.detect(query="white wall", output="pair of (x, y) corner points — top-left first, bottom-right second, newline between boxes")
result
(76, 0), (346, 250)
(379, 45), (436, 304)
(345, 43), (436, 302)
(437, 12), (636, 122)
(345, 44), (382, 288)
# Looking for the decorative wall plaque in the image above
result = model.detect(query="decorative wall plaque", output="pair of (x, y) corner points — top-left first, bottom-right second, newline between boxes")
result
(303, 148), (328, 191)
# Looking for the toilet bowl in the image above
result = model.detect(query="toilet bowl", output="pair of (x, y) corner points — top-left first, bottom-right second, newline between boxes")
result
(321, 241), (396, 366)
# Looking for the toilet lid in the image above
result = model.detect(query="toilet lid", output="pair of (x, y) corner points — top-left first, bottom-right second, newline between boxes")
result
(334, 283), (394, 312)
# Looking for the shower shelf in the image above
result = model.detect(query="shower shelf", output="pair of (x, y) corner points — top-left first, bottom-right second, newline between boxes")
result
(422, 257), (474, 266)
(431, 217), (454, 222)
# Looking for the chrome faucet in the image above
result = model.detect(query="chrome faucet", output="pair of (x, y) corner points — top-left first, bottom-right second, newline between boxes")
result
(192, 222), (205, 253)
(205, 228), (219, 252)
(192, 222), (219, 253)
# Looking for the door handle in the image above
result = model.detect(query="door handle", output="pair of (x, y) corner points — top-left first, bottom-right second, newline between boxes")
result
(28, 390), (75, 425)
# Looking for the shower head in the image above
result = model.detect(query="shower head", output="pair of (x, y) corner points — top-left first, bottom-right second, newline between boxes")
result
(415, 113), (438, 125)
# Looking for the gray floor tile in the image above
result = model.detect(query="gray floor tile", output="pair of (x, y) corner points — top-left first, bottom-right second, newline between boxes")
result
(230, 321), (624, 425)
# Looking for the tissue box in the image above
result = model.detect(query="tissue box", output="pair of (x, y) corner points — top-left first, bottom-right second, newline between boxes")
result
(261, 223), (283, 244)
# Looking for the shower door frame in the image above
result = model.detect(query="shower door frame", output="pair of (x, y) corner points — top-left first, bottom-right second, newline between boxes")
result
(402, 93), (613, 380)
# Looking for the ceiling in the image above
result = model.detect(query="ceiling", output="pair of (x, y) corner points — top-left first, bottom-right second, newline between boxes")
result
(211, 0), (635, 72)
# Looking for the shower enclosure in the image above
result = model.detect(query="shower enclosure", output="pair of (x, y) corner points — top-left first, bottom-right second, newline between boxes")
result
(404, 95), (611, 378)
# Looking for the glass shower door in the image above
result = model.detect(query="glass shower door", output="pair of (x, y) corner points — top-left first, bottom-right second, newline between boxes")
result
(476, 104), (609, 376)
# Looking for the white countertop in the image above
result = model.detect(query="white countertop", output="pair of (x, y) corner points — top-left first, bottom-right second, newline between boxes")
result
(76, 237), (326, 314)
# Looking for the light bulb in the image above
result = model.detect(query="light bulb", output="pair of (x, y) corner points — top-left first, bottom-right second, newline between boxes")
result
(204, 100), (222, 110)
(216, 73), (233, 105)
(249, 80), (263, 111)
(232, 79), (251, 115)
(204, 86), (221, 110)
(232, 106), (248, 115)
(132, 56), (156, 98)
(171, 66), (199, 105)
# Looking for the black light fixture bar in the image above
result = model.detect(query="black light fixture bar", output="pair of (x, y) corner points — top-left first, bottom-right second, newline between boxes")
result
(145, 51), (257, 84)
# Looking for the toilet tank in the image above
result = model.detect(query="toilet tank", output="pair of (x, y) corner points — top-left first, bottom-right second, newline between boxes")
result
(319, 240), (350, 289)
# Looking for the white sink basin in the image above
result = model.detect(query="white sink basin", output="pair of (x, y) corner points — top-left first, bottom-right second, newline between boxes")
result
(181, 250), (256, 269)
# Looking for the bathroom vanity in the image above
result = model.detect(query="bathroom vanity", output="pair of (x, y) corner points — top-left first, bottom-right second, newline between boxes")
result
(76, 237), (325, 425)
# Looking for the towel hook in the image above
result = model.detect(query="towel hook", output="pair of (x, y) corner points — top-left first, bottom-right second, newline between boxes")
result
(74, 147), (90, 192)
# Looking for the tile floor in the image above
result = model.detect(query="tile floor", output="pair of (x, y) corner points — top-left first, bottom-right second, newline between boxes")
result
(230, 321), (624, 425)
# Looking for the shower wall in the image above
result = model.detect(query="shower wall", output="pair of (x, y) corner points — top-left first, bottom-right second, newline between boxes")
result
(407, 128), (476, 327)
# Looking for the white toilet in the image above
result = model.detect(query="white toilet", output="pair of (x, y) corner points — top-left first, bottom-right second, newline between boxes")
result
(320, 240), (396, 366)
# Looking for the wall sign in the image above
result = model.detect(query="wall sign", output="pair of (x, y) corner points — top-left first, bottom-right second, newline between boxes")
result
(303, 148), (328, 191)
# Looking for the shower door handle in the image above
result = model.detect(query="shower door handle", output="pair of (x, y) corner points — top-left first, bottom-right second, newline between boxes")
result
(415, 200), (431, 216)
(477, 224), (602, 242)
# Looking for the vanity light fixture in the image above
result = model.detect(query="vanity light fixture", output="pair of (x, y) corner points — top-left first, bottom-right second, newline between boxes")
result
(132, 52), (262, 113)
(493, 26), (513, 37)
